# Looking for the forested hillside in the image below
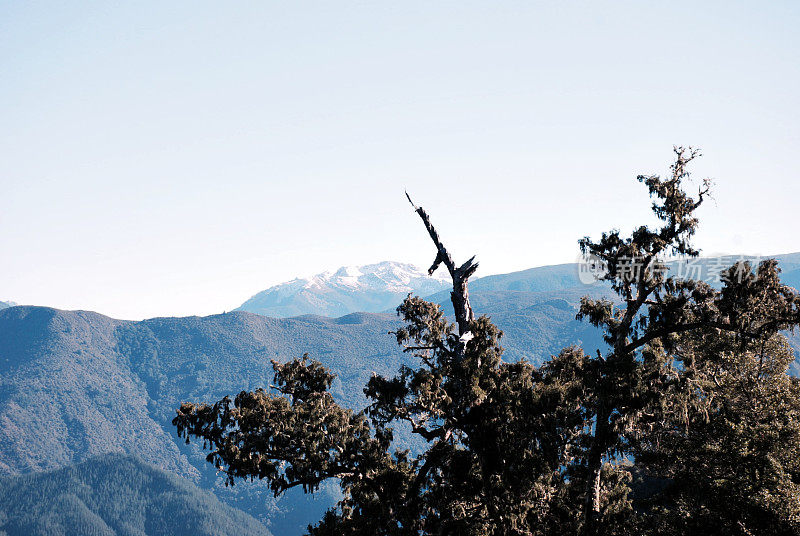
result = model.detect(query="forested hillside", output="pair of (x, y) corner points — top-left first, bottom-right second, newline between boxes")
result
(0, 454), (271, 536)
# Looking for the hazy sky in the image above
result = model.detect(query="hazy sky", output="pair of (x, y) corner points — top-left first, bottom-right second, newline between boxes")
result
(2, 1), (798, 320)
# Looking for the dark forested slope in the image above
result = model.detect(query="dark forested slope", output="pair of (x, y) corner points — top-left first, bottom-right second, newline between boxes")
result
(0, 454), (271, 536)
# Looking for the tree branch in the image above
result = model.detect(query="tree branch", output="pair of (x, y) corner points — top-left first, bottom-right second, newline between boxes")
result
(406, 192), (478, 337)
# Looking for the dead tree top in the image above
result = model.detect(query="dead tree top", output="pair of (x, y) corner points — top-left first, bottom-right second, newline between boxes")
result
(406, 192), (478, 337)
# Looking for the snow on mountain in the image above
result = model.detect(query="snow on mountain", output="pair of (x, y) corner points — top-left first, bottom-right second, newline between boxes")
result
(237, 261), (450, 318)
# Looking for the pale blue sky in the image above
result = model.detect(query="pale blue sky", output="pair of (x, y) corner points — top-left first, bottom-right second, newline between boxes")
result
(1, 1), (798, 320)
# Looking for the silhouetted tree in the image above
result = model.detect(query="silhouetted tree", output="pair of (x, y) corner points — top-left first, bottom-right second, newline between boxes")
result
(175, 195), (597, 534)
(575, 147), (800, 535)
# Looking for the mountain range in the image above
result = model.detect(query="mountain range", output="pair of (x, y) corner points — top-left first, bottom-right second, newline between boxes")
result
(0, 252), (798, 534)
(237, 254), (800, 319)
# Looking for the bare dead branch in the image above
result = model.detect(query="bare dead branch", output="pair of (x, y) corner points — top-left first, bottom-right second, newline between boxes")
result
(406, 192), (477, 337)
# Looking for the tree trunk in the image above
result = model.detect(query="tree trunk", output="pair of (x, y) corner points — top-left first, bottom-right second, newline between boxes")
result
(582, 402), (609, 536)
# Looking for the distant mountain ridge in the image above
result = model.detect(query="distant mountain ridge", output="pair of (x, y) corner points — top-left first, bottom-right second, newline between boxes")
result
(0, 305), (409, 534)
(463, 252), (800, 294)
(237, 261), (450, 317)
(238, 253), (800, 320)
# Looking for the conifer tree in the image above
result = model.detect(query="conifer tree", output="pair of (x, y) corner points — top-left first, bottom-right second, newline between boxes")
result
(574, 147), (800, 535)
(175, 195), (596, 534)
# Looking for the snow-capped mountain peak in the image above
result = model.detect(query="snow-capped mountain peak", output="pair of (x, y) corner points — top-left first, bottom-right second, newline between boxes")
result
(310, 261), (447, 291)
(238, 261), (451, 318)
